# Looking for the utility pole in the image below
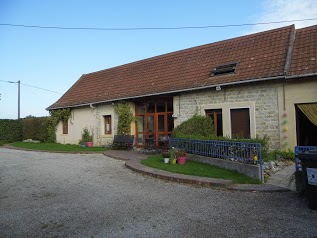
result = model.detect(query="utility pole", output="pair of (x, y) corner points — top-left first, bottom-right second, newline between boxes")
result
(18, 80), (20, 119)
(9, 80), (21, 119)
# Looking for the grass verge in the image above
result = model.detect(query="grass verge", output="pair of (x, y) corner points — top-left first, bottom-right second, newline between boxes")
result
(141, 155), (261, 184)
(8, 142), (106, 152)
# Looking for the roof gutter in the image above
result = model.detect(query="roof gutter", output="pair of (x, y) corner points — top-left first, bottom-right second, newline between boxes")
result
(285, 72), (317, 79)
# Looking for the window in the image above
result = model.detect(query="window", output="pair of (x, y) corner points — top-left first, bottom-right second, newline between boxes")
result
(206, 109), (223, 136)
(104, 115), (112, 134)
(230, 108), (250, 138)
(211, 62), (238, 76)
(62, 120), (68, 134)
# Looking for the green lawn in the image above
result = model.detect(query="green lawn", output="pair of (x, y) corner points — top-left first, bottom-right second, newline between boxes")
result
(8, 142), (106, 152)
(141, 155), (261, 184)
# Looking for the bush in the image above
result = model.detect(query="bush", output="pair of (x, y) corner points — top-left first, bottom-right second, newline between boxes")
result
(172, 114), (214, 139)
(22, 117), (50, 142)
(79, 128), (93, 143)
(0, 119), (23, 142)
(0, 140), (9, 146)
(275, 150), (295, 161)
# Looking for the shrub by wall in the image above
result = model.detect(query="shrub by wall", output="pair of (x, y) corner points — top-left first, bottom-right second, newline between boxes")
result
(0, 119), (23, 142)
(172, 114), (214, 139)
(22, 117), (50, 142)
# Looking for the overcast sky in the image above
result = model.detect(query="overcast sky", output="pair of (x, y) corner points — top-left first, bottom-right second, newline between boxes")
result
(1, 0), (317, 119)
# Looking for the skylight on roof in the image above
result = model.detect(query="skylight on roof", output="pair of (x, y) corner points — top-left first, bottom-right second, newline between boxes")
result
(211, 62), (238, 76)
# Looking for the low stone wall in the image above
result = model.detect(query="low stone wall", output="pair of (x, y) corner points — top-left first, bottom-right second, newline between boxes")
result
(187, 154), (263, 182)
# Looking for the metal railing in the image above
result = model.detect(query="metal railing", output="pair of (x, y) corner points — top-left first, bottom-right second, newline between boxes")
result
(295, 146), (317, 171)
(169, 138), (262, 165)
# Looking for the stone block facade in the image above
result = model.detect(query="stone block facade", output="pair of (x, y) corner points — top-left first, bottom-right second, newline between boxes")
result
(173, 81), (280, 150)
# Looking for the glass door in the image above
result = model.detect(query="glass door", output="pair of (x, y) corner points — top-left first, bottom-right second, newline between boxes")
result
(135, 98), (173, 147)
(146, 115), (155, 139)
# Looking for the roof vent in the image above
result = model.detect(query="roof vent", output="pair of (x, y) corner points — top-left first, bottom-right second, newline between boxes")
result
(211, 62), (238, 76)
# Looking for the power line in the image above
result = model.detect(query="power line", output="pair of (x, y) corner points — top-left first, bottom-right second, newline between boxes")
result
(1, 18), (317, 31)
(0, 79), (62, 94)
(21, 83), (63, 94)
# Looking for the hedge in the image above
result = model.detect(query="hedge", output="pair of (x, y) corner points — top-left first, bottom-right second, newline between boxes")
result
(22, 117), (50, 142)
(0, 119), (23, 142)
(0, 117), (50, 143)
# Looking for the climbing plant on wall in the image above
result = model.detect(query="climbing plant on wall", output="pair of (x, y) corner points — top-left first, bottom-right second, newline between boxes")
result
(47, 108), (71, 142)
(114, 102), (134, 135)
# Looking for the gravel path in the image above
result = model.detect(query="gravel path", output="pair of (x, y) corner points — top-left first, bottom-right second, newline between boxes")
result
(0, 148), (316, 238)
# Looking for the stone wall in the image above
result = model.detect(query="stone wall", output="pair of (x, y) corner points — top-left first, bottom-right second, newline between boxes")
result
(173, 81), (280, 150)
(187, 154), (263, 181)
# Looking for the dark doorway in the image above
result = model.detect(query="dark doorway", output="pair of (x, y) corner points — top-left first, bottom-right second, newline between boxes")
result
(230, 108), (250, 139)
(296, 106), (317, 146)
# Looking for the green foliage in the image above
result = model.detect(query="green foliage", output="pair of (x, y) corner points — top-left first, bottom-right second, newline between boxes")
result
(47, 109), (71, 142)
(0, 119), (23, 142)
(275, 149), (295, 161)
(263, 151), (276, 162)
(22, 117), (50, 142)
(114, 102), (134, 135)
(0, 140), (8, 146)
(162, 151), (170, 158)
(172, 114), (214, 139)
(80, 128), (93, 143)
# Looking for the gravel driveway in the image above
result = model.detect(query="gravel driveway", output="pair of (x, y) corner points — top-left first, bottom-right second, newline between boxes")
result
(0, 148), (316, 238)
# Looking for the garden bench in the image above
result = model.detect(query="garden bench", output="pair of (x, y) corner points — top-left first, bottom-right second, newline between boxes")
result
(113, 135), (134, 150)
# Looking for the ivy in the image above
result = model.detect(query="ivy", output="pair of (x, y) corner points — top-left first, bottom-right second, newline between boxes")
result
(47, 108), (71, 142)
(114, 102), (134, 135)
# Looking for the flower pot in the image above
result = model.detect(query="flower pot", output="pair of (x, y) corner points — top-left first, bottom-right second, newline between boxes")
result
(164, 158), (170, 164)
(170, 159), (177, 164)
(86, 142), (93, 147)
(79, 143), (86, 148)
(177, 156), (187, 165)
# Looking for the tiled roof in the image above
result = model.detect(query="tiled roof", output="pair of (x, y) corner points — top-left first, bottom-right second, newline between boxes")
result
(288, 25), (317, 76)
(48, 25), (295, 110)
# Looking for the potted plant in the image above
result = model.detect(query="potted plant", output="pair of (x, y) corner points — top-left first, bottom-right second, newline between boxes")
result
(162, 151), (170, 164)
(169, 147), (177, 164)
(80, 128), (93, 147)
(175, 149), (187, 165)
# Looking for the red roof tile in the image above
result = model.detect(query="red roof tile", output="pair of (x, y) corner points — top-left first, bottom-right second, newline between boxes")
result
(48, 25), (295, 110)
(288, 25), (317, 76)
